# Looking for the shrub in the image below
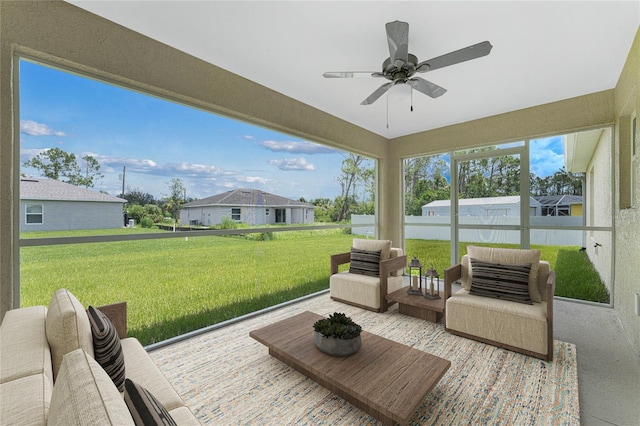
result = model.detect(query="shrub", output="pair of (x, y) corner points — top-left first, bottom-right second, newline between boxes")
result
(219, 216), (239, 230)
(139, 217), (154, 228)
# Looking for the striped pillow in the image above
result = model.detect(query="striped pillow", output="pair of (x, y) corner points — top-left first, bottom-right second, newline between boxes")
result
(87, 306), (126, 392)
(124, 379), (177, 426)
(349, 248), (382, 277)
(469, 258), (533, 304)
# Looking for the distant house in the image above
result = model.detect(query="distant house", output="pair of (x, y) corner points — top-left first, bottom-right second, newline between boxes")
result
(180, 188), (314, 226)
(422, 196), (542, 217)
(534, 195), (583, 216)
(20, 178), (126, 232)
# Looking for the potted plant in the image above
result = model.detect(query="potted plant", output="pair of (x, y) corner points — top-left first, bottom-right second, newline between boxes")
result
(313, 312), (362, 356)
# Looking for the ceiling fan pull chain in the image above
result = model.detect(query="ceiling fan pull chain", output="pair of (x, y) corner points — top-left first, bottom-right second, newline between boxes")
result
(410, 88), (414, 112)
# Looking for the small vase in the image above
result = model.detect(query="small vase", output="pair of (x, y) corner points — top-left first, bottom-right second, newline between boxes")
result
(314, 331), (361, 356)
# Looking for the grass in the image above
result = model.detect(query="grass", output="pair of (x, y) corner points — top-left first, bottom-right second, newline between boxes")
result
(20, 230), (609, 346)
(21, 229), (353, 345)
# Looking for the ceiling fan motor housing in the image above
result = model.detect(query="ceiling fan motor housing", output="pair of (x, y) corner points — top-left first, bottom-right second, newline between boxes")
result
(383, 53), (419, 83)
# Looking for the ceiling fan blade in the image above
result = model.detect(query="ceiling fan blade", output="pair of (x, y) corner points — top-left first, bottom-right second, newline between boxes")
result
(416, 41), (493, 73)
(361, 82), (394, 105)
(386, 20), (409, 68)
(323, 71), (378, 78)
(408, 77), (447, 98)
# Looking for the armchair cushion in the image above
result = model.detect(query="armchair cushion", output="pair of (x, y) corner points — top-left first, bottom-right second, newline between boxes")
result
(349, 248), (382, 276)
(466, 246), (542, 302)
(469, 259), (533, 304)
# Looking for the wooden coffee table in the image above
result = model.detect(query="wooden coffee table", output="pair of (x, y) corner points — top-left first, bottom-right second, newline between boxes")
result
(386, 287), (445, 323)
(250, 311), (450, 425)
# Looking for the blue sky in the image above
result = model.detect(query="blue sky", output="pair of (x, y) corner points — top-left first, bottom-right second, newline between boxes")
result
(19, 60), (351, 201)
(19, 60), (566, 201)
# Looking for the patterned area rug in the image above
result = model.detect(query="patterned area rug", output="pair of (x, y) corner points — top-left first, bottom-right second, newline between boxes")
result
(149, 293), (580, 425)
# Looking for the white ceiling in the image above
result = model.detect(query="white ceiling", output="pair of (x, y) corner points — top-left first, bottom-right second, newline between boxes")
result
(68, 1), (639, 139)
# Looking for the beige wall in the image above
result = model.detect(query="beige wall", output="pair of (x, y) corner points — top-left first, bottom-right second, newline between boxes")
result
(1, 1), (639, 358)
(585, 128), (613, 292)
(613, 27), (640, 357)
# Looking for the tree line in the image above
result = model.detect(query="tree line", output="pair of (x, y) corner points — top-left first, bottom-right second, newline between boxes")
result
(23, 147), (583, 225)
(404, 147), (583, 215)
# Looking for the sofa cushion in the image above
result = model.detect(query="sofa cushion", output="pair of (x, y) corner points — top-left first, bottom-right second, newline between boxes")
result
(469, 258), (533, 304)
(168, 406), (201, 426)
(353, 238), (391, 261)
(48, 349), (134, 425)
(46, 289), (94, 380)
(349, 247), (381, 276)
(88, 306), (126, 392)
(124, 378), (177, 426)
(0, 305), (53, 385)
(465, 246), (542, 302)
(0, 373), (52, 425)
(120, 338), (185, 411)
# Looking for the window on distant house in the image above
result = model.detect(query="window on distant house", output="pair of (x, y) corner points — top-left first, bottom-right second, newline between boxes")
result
(231, 208), (241, 221)
(25, 203), (43, 224)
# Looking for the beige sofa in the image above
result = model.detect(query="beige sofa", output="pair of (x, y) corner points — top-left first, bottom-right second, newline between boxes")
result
(0, 289), (200, 425)
(330, 239), (406, 313)
(444, 246), (555, 361)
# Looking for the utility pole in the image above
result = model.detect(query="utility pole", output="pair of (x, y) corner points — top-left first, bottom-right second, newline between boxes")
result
(121, 166), (126, 197)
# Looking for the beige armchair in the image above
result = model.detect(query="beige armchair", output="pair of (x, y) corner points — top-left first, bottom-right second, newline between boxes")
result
(444, 246), (555, 361)
(330, 239), (407, 313)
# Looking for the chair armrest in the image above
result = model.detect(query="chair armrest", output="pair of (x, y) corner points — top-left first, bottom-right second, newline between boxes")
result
(331, 252), (351, 275)
(380, 255), (406, 277)
(444, 263), (462, 300)
(96, 302), (127, 339)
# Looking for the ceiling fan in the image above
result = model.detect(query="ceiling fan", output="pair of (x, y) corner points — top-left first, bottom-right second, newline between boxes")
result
(323, 20), (492, 106)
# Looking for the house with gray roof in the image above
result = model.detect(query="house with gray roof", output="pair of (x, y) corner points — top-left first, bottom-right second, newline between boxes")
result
(180, 188), (314, 226)
(20, 178), (126, 232)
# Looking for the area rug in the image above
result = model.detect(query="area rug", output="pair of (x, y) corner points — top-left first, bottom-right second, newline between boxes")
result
(149, 292), (580, 425)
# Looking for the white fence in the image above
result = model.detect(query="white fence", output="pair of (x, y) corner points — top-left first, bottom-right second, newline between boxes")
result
(352, 215), (584, 246)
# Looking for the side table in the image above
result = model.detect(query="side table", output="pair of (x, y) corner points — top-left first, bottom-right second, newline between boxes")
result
(386, 286), (445, 322)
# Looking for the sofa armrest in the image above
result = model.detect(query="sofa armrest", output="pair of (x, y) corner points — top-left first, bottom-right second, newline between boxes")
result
(330, 252), (351, 275)
(96, 302), (127, 339)
(444, 263), (462, 301)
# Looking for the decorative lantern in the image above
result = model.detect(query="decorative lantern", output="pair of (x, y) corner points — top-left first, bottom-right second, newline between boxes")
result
(424, 268), (441, 299)
(407, 257), (423, 295)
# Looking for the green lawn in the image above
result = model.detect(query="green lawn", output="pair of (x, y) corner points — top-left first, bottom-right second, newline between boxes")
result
(20, 230), (609, 346)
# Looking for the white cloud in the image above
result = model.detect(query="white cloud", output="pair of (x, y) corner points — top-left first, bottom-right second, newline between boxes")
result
(269, 157), (315, 171)
(239, 176), (268, 184)
(259, 140), (336, 154)
(20, 120), (67, 137)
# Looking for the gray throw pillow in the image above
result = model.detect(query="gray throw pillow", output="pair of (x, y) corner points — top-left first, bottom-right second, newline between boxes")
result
(87, 305), (126, 392)
(124, 378), (177, 426)
(469, 258), (533, 304)
(349, 247), (382, 277)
